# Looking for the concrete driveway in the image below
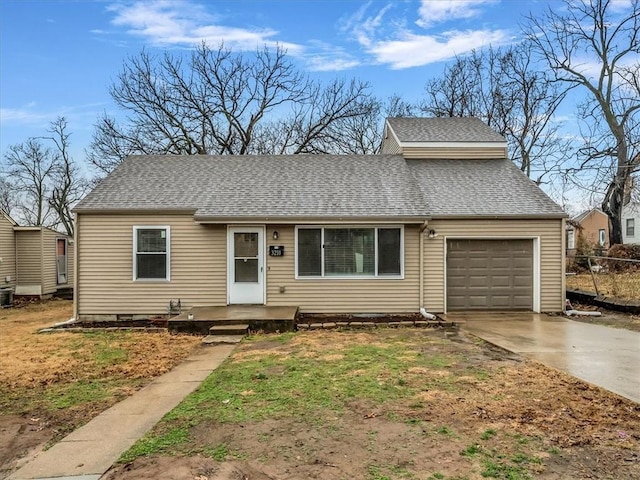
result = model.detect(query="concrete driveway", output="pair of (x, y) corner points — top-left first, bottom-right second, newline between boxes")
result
(445, 312), (640, 404)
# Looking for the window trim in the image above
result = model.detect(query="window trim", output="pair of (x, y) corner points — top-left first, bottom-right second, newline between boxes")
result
(133, 226), (171, 282)
(598, 229), (606, 246)
(626, 218), (635, 237)
(294, 225), (404, 279)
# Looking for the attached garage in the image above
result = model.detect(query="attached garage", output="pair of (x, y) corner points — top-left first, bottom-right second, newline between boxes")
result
(446, 239), (534, 311)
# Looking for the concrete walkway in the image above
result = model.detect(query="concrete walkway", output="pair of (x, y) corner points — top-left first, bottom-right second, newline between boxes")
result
(9, 344), (236, 480)
(452, 312), (640, 404)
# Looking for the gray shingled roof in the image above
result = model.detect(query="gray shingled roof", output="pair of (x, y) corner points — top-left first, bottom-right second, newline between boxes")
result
(387, 117), (506, 143)
(407, 159), (566, 218)
(75, 154), (428, 219)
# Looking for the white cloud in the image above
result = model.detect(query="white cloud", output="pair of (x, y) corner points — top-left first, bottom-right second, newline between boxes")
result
(106, 1), (303, 53)
(305, 56), (361, 72)
(341, 2), (395, 48)
(0, 106), (51, 125)
(369, 29), (509, 69)
(0, 103), (105, 128)
(303, 41), (361, 71)
(342, 0), (511, 69)
(417, 0), (499, 28)
(610, 0), (633, 12)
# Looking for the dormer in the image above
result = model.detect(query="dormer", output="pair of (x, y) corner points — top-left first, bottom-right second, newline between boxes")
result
(381, 117), (507, 159)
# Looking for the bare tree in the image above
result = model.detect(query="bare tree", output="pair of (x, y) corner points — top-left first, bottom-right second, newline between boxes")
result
(88, 43), (377, 173)
(325, 94), (415, 155)
(0, 177), (15, 216)
(525, 0), (640, 245)
(421, 45), (570, 186)
(46, 117), (90, 236)
(3, 139), (57, 227)
(2, 117), (88, 234)
(253, 93), (415, 155)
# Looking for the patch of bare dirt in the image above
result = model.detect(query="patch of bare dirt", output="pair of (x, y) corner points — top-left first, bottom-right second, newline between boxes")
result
(0, 416), (51, 475)
(103, 456), (281, 480)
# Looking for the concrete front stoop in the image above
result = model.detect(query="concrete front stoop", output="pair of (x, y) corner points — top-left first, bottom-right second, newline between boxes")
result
(169, 305), (298, 334)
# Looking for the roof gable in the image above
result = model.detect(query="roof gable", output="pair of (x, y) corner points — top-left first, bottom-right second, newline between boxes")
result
(573, 208), (607, 224)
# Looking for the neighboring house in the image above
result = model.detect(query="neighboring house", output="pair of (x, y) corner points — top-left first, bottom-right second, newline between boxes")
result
(0, 209), (74, 300)
(622, 201), (640, 245)
(566, 208), (609, 255)
(73, 117), (567, 320)
(0, 211), (17, 303)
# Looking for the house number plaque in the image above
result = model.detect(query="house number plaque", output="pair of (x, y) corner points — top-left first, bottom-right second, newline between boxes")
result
(269, 246), (284, 256)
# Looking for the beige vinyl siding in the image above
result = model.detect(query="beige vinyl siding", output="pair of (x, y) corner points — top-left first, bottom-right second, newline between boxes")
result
(41, 229), (59, 294)
(423, 219), (564, 313)
(265, 225), (420, 313)
(15, 230), (42, 287)
(0, 215), (16, 289)
(401, 146), (507, 159)
(77, 214), (226, 317)
(381, 133), (401, 154)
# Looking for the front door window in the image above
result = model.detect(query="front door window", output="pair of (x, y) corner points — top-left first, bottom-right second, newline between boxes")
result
(234, 233), (259, 283)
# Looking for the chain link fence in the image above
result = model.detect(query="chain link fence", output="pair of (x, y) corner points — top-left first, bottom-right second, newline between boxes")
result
(566, 255), (640, 300)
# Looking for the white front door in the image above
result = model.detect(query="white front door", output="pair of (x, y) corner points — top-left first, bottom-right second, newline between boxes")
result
(228, 227), (265, 304)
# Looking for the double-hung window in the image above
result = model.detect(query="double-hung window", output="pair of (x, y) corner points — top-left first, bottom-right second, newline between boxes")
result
(296, 226), (403, 278)
(133, 226), (170, 281)
(627, 218), (635, 237)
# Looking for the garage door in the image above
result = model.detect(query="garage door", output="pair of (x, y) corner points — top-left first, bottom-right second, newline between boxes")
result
(446, 239), (533, 311)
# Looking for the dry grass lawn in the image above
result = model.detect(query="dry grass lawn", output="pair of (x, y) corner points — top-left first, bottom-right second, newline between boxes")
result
(0, 299), (202, 477)
(566, 272), (640, 300)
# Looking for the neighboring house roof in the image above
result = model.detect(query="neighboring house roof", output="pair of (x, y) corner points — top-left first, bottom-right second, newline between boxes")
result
(622, 201), (640, 214)
(407, 158), (566, 218)
(387, 117), (506, 144)
(76, 153), (566, 220)
(74, 154), (429, 221)
(573, 208), (607, 224)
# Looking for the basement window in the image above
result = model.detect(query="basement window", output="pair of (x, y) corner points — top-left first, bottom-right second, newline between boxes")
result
(133, 226), (170, 281)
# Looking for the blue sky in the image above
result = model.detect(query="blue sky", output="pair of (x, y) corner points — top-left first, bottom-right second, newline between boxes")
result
(0, 0), (550, 160)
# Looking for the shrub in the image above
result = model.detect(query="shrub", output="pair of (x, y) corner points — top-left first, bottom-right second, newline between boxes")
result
(606, 244), (640, 272)
(573, 234), (599, 271)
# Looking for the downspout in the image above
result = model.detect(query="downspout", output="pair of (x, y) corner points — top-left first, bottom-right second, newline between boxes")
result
(418, 220), (437, 320)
